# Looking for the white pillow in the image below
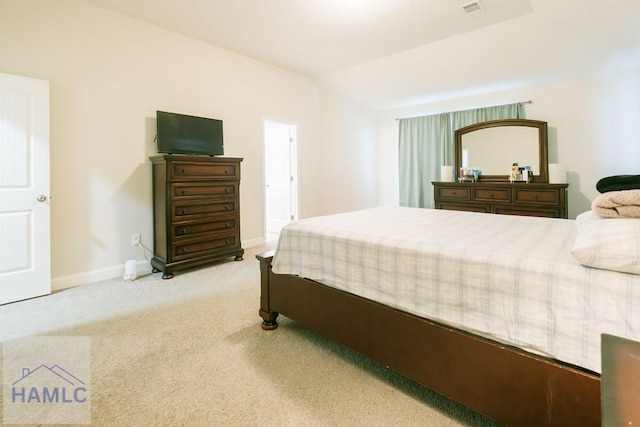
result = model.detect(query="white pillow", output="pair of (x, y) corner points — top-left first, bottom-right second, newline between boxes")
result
(571, 211), (640, 275)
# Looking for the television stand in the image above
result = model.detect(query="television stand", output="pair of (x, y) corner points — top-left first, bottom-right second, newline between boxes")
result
(149, 155), (244, 278)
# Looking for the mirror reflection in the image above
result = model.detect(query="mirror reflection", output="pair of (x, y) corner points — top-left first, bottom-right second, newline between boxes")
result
(455, 119), (548, 183)
(461, 126), (539, 175)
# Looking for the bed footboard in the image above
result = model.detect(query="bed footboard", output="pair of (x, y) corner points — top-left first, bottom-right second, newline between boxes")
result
(256, 252), (601, 426)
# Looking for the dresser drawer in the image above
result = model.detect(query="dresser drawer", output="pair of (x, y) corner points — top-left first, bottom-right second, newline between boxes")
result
(171, 161), (239, 180)
(473, 188), (510, 202)
(513, 188), (561, 206)
(172, 233), (239, 261)
(437, 202), (491, 213)
(173, 200), (236, 220)
(437, 186), (470, 200)
(171, 183), (237, 199)
(493, 205), (561, 218)
(172, 216), (237, 239)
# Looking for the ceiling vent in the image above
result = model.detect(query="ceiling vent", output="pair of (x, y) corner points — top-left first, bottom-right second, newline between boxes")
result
(462, 1), (483, 15)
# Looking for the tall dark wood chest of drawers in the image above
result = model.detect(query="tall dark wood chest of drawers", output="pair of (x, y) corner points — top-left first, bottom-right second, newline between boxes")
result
(150, 155), (244, 279)
(433, 181), (568, 219)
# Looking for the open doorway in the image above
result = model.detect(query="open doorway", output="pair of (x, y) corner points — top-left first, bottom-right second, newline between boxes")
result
(264, 120), (298, 243)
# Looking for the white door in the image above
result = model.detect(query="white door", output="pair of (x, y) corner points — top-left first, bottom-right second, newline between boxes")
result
(0, 72), (50, 305)
(264, 121), (297, 241)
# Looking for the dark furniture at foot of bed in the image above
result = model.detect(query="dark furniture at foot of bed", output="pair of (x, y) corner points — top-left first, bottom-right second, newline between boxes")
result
(257, 252), (601, 426)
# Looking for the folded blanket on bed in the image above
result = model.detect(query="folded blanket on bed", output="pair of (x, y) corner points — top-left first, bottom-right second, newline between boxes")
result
(592, 189), (640, 218)
(596, 174), (640, 193)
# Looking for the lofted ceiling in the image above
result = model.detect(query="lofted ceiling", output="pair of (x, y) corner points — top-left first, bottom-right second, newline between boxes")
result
(82, 0), (640, 109)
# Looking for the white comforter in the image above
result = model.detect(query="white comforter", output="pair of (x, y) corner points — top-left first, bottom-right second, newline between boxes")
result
(272, 206), (640, 373)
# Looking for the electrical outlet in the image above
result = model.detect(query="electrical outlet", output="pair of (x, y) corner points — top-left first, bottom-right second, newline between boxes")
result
(131, 233), (141, 246)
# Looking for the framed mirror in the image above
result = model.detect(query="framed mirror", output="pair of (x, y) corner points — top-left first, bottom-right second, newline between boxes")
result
(455, 119), (548, 183)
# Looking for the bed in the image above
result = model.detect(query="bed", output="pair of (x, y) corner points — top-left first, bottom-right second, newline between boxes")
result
(257, 206), (640, 426)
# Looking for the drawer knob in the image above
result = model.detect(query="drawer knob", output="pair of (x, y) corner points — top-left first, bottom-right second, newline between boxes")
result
(182, 248), (188, 254)
(225, 187), (230, 193)
(181, 208), (187, 215)
(225, 204), (231, 210)
(225, 239), (230, 245)
(225, 168), (230, 174)
(489, 192), (494, 198)
(181, 168), (186, 174)
(181, 189), (186, 195)
(452, 191), (456, 196)
(534, 195), (539, 200)
(225, 222), (231, 228)
(181, 228), (187, 235)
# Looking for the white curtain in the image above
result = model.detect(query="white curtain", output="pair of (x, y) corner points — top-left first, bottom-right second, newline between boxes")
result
(399, 103), (524, 208)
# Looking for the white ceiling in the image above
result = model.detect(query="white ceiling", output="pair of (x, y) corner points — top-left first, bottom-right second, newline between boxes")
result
(82, 0), (640, 110)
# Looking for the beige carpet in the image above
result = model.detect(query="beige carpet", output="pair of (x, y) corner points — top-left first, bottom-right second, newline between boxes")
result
(0, 245), (500, 426)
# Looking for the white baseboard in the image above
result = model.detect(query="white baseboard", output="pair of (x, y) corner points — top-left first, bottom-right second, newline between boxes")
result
(242, 237), (265, 248)
(51, 260), (152, 292)
(51, 238), (268, 291)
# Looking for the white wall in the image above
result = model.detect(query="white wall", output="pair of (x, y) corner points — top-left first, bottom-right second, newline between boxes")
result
(319, 89), (378, 215)
(0, 0), (322, 287)
(376, 59), (640, 219)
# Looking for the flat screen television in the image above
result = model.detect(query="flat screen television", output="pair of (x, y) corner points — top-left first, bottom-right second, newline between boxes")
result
(156, 111), (224, 156)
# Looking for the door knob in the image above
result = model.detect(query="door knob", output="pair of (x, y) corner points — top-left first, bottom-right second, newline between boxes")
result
(36, 195), (47, 202)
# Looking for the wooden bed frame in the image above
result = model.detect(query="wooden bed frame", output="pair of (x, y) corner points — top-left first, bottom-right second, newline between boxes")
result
(257, 251), (601, 426)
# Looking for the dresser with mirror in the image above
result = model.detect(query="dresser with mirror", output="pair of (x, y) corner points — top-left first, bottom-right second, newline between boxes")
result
(433, 119), (568, 219)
